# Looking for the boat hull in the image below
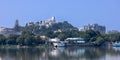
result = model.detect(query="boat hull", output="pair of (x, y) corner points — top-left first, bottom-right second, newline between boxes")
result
(53, 42), (65, 47)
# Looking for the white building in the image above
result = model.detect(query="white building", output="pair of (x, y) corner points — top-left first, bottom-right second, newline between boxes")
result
(107, 30), (120, 34)
(0, 27), (21, 36)
(26, 16), (56, 28)
(79, 24), (106, 33)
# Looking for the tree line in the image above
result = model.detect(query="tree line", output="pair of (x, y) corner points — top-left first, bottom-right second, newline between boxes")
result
(0, 30), (45, 46)
(45, 29), (120, 46)
(1, 20), (120, 46)
(0, 29), (120, 46)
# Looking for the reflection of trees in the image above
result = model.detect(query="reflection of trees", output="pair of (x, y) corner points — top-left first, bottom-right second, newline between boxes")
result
(0, 48), (47, 60)
(0, 47), (120, 60)
(48, 47), (120, 60)
(105, 47), (120, 56)
(83, 47), (106, 59)
(48, 47), (106, 60)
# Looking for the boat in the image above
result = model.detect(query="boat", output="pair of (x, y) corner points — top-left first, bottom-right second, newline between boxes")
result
(53, 41), (65, 47)
(65, 38), (86, 46)
(49, 38), (65, 47)
(113, 42), (120, 47)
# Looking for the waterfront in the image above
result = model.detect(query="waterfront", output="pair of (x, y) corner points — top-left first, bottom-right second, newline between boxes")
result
(0, 47), (120, 60)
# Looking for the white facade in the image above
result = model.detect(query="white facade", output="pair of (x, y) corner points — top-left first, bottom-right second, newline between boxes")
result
(49, 38), (60, 42)
(79, 24), (106, 33)
(0, 27), (21, 36)
(26, 17), (56, 28)
(0, 27), (6, 32)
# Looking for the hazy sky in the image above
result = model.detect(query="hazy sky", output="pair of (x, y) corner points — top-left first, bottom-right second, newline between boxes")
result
(0, 0), (120, 31)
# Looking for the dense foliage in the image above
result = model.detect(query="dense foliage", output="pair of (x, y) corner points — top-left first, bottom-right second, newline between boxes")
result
(0, 21), (120, 46)
(24, 21), (77, 35)
(0, 30), (45, 46)
(1, 29), (120, 46)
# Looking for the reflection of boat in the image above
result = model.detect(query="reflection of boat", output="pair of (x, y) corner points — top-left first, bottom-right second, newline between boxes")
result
(65, 48), (85, 56)
(113, 47), (120, 51)
(50, 49), (60, 56)
(113, 42), (120, 47)
(50, 47), (65, 56)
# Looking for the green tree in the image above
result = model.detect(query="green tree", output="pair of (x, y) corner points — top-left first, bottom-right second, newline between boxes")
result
(16, 36), (25, 45)
(57, 33), (66, 41)
(6, 34), (19, 45)
(95, 37), (105, 46)
(24, 36), (33, 45)
(0, 34), (6, 44)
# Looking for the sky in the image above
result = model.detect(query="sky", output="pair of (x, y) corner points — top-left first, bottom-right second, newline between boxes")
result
(0, 0), (120, 31)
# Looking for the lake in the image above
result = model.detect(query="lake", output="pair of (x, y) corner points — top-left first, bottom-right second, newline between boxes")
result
(0, 46), (120, 60)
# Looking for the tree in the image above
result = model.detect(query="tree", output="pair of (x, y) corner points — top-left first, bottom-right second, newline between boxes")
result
(24, 36), (33, 45)
(95, 37), (105, 46)
(45, 31), (55, 38)
(16, 36), (25, 45)
(0, 34), (6, 44)
(57, 33), (66, 41)
(6, 34), (19, 45)
(107, 33), (120, 42)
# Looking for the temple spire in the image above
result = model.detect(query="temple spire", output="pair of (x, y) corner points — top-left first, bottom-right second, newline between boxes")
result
(14, 19), (20, 32)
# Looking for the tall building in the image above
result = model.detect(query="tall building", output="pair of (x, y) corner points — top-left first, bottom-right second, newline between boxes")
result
(79, 24), (106, 33)
(14, 19), (20, 32)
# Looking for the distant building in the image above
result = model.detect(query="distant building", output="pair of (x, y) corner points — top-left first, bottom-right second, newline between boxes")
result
(40, 36), (47, 40)
(14, 19), (21, 32)
(26, 16), (56, 28)
(107, 30), (120, 34)
(54, 29), (62, 33)
(0, 27), (21, 36)
(0, 20), (21, 36)
(79, 24), (106, 33)
(26, 22), (34, 26)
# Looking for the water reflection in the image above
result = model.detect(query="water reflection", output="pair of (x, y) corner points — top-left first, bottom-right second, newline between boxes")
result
(0, 47), (120, 60)
(49, 47), (106, 60)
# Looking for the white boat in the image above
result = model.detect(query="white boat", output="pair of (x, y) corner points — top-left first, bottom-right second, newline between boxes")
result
(113, 42), (120, 47)
(49, 38), (65, 47)
(53, 41), (65, 47)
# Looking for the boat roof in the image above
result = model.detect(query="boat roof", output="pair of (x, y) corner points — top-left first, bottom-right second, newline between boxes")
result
(65, 38), (84, 41)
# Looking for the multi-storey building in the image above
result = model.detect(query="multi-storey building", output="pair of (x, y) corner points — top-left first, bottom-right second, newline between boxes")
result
(79, 24), (106, 33)
(26, 16), (56, 28)
(107, 30), (120, 34)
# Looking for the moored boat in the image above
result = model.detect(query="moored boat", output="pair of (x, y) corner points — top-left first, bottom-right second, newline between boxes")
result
(113, 42), (120, 47)
(53, 41), (65, 47)
(49, 38), (65, 47)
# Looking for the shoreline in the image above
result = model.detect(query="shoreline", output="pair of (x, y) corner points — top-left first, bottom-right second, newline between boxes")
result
(0, 44), (112, 49)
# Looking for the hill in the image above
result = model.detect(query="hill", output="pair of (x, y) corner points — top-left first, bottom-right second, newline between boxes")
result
(24, 20), (78, 36)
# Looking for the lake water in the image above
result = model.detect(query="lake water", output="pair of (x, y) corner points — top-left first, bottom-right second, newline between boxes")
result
(0, 46), (120, 60)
